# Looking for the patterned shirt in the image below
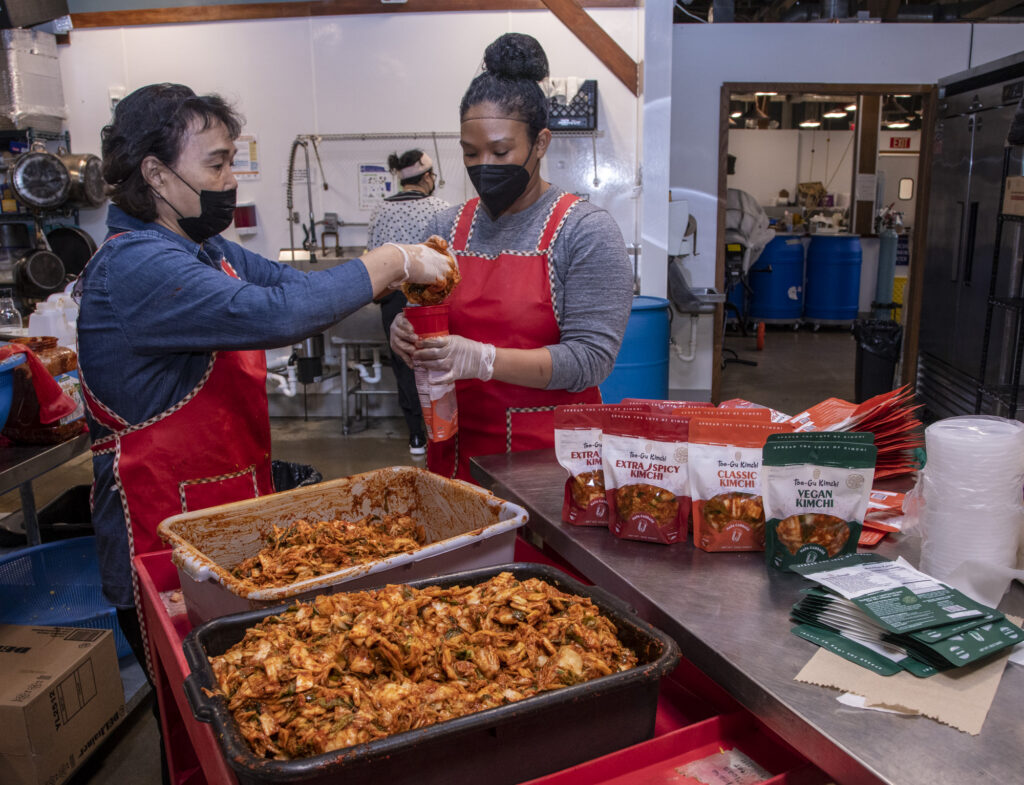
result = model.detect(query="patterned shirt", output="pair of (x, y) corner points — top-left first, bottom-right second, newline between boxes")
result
(366, 191), (451, 249)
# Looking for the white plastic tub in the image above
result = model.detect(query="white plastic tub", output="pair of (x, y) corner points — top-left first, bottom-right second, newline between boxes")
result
(156, 466), (528, 624)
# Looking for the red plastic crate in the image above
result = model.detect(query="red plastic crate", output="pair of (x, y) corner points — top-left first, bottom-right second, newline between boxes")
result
(134, 541), (825, 785)
(523, 712), (829, 785)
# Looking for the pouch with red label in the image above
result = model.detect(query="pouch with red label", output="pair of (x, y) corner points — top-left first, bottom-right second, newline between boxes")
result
(689, 418), (794, 552)
(602, 411), (690, 544)
(554, 403), (645, 526)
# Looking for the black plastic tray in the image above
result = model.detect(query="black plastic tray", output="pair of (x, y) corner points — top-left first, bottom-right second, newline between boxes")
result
(183, 562), (680, 785)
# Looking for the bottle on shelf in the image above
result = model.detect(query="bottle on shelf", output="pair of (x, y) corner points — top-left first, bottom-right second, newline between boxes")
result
(0, 288), (25, 336)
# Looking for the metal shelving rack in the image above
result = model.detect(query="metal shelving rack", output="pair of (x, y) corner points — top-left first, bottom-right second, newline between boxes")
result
(975, 144), (1024, 416)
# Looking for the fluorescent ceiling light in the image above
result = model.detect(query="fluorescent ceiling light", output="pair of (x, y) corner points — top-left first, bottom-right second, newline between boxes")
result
(845, 103), (857, 112)
(823, 105), (848, 119)
(887, 121), (910, 129)
(755, 91), (777, 96)
(730, 111), (742, 118)
(799, 119), (821, 128)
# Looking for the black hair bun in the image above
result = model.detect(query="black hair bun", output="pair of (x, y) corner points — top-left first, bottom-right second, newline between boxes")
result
(483, 33), (549, 83)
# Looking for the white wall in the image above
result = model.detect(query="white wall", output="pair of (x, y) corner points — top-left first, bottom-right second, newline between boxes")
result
(727, 128), (855, 208)
(669, 23), (1024, 399)
(58, 10), (641, 260)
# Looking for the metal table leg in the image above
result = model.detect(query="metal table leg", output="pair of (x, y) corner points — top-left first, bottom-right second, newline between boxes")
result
(19, 482), (40, 547)
(340, 343), (350, 435)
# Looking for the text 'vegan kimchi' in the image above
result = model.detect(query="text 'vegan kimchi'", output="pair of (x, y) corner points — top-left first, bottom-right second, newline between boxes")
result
(208, 572), (638, 759)
(230, 515), (427, 589)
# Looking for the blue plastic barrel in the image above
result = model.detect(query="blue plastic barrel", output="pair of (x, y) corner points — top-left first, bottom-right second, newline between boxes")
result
(804, 235), (862, 323)
(748, 236), (804, 323)
(599, 296), (669, 404)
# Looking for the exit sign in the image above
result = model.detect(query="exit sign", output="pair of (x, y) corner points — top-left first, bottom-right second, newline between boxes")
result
(889, 136), (912, 149)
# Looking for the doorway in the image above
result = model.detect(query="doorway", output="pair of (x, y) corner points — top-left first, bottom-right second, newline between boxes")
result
(713, 82), (936, 409)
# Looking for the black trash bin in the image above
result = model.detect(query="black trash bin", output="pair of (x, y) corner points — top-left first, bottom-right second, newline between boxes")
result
(271, 460), (323, 492)
(853, 319), (902, 403)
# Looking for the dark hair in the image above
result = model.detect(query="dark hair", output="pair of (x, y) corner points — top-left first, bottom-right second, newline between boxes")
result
(101, 83), (243, 221)
(387, 148), (430, 187)
(459, 33), (550, 141)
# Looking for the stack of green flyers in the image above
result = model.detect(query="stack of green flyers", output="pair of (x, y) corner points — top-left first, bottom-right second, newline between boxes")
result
(789, 553), (1023, 677)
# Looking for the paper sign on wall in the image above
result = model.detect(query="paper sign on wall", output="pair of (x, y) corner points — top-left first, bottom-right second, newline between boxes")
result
(856, 173), (877, 201)
(358, 164), (393, 210)
(232, 134), (260, 180)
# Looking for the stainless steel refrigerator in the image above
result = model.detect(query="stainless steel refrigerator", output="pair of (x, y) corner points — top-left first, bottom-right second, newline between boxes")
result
(917, 51), (1024, 419)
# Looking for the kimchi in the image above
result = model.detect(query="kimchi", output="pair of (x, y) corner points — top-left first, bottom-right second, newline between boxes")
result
(207, 572), (638, 759)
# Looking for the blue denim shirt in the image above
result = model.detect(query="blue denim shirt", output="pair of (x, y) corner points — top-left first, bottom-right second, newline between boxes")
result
(80, 205), (373, 607)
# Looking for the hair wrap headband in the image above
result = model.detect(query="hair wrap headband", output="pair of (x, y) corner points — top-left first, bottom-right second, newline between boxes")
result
(398, 153), (433, 180)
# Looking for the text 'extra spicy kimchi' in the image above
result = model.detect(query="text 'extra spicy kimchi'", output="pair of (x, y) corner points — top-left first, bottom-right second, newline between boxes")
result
(601, 411), (690, 544)
(688, 418), (794, 552)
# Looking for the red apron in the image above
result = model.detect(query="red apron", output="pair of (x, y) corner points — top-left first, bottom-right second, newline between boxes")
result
(80, 242), (273, 674)
(428, 193), (602, 480)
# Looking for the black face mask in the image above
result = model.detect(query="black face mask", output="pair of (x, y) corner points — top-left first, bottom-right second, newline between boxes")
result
(158, 167), (237, 243)
(467, 143), (536, 219)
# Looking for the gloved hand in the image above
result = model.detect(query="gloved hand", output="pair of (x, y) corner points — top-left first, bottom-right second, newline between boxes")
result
(414, 335), (496, 385)
(389, 311), (417, 365)
(385, 242), (456, 289)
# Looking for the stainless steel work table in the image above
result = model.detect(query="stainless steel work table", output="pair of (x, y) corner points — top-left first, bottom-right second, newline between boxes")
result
(472, 449), (1024, 785)
(0, 431), (90, 546)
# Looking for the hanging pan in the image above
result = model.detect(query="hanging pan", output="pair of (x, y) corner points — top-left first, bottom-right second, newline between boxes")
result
(9, 151), (71, 210)
(46, 225), (97, 277)
(57, 149), (105, 208)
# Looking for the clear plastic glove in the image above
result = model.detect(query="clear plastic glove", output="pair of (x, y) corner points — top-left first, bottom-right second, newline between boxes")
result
(385, 242), (455, 289)
(414, 335), (496, 384)
(389, 311), (417, 365)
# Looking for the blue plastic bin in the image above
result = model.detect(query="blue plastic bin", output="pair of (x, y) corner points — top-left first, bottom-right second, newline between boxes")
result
(0, 352), (26, 431)
(0, 536), (131, 658)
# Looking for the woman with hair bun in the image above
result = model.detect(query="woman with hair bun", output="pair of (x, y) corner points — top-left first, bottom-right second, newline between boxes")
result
(367, 149), (450, 455)
(390, 33), (633, 480)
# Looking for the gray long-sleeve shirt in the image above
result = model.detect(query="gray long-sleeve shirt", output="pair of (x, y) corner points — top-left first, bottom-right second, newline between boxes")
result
(428, 187), (633, 393)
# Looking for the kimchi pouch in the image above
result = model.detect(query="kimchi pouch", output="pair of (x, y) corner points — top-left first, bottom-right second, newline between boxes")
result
(554, 404), (646, 526)
(602, 411), (690, 544)
(689, 419), (795, 552)
(763, 433), (877, 571)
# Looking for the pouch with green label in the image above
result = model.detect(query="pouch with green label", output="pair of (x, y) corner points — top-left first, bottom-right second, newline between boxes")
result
(763, 433), (876, 571)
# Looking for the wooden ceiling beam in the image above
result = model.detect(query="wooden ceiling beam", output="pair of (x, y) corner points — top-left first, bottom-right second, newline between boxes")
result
(540, 0), (639, 96)
(962, 0), (1024, 19)
(70, 0), (637, 29)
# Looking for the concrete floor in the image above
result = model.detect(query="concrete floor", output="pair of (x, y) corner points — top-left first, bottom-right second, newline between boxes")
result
(13, 327), (854, 785)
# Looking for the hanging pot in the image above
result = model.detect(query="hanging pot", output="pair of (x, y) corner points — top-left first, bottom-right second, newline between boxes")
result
(8, 151), (71, 210)
(15, 248), (66, 298)
(46, 225), (97, 277)
(57, 150), (105, 208)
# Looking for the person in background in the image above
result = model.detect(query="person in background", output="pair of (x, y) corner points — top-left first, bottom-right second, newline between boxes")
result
(366, 149), (450, 455)
(390, 33), (633, 481)
(76, 83), (453, 673)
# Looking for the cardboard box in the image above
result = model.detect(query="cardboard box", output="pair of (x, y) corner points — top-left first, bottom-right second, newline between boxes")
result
(0, 625), (125, 785)
(1004, 176), (1024, 218)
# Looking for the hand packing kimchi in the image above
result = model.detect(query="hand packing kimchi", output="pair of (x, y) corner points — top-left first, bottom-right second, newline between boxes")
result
(402, 235), (461, 305)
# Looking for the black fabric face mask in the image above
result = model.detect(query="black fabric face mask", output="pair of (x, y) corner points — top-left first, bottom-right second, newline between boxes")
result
(159, 167), (237, 243)
(467, 143), (536, 219)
